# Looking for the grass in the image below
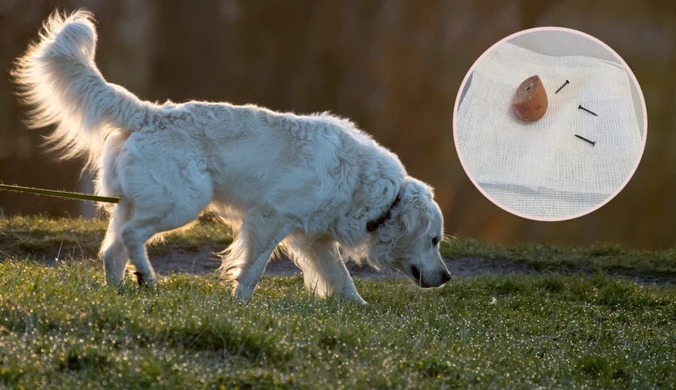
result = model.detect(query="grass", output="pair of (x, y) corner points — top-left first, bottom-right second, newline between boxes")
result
(440, 237), (676, 277)
(0, 216), (675, 387)
(0, 261), (674, 388)
(2, 215), (676, 277)
(0, 215), (232, 260)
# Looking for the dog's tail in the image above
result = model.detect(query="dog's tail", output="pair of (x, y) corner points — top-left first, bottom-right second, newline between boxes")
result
(12, 10), (147, 169)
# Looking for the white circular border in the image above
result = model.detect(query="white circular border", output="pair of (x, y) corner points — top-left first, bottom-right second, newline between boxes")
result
(452, 26), (648, 222)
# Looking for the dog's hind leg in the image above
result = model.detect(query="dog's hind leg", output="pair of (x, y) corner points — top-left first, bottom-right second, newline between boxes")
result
(223, 208), (294, 301)
(120, 198), (209, 286)
(116, 141), (214, 286)
(285, 235), (365, 304)
(100, 199), (131, 286)
(119, 217), (161, 287)
(119, 179), (212, 286)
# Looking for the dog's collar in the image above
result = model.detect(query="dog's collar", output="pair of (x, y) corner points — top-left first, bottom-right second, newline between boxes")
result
(366, 195), (401, 233)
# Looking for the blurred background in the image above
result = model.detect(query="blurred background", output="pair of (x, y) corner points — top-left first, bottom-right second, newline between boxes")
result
(0, 0), (674, 249)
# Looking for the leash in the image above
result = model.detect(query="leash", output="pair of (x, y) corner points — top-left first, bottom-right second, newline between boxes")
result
(0, 183), (119, 204)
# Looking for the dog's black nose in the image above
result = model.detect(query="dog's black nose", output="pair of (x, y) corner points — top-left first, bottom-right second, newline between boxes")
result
(440, 271), (451, 284)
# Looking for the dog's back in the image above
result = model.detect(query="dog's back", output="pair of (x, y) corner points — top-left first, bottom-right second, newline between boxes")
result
(13, 10), (448, 301)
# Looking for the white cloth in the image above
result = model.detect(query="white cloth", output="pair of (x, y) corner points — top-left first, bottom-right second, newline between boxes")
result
(456, 41), (643, 219)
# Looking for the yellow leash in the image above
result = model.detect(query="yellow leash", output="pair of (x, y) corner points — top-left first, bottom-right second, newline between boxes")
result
(0, 183), (119, 204)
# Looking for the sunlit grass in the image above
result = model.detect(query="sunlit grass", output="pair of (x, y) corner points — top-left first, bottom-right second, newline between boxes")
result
(1, 216), (675, 387)
(0, 215), (232, 260)
(442, 237), (676, 275)
(2, 216), (676, 279)
(0, 261), (674, 388)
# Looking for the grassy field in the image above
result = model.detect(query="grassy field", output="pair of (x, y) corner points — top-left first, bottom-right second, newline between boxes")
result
(1, 216), (675, 388)
(3, 215), (676, 276)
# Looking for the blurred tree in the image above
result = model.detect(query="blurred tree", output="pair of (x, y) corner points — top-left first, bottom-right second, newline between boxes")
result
(1, 0), (675, 249)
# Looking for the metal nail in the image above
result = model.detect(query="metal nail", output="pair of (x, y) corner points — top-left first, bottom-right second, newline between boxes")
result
(555, 80), (570, 94)
(578, 105), (598, 116)
(575, 134), (596, 146)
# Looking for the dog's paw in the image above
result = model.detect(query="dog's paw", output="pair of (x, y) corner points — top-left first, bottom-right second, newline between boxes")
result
(333, 288), (367, 305)
(133, 271), (158, 288)
(343, 294), (368, 305)
(105, 274), (124, 287)
(232, 283), (254, 302)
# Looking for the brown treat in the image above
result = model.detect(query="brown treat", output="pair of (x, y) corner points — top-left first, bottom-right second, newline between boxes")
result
(512, 75), (548, 122)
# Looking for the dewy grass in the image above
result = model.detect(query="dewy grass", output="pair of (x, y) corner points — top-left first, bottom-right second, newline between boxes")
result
(0, 216), (675, 387)
(0, 215), (233, 260)
(441, 236), (676, 276)
(0, 261), (674, 388)
(2, 216), (676, 277)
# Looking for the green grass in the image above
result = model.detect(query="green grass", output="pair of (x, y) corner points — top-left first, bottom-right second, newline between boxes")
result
(2, 215), (676, 278)
(441, 237), (676, 276)
(0, 261), (674, 388)
(0, 215), (232, 260)
(1, 216), (675, 387)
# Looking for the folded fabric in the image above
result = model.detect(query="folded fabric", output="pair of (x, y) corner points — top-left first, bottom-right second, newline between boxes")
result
(456, 41), (643, 219)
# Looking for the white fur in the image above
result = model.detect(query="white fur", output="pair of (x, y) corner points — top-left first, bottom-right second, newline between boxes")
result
(14, 10), (451, 302)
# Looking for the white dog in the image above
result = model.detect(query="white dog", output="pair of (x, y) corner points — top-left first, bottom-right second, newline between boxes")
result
(13, 10), (450, 303)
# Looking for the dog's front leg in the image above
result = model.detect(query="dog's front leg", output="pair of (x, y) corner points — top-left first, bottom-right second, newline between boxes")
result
(233, 243), (284, 301)
(225, 211), (293, 302)
(290, 237), (367, 304)
(311, 242), (366, 304)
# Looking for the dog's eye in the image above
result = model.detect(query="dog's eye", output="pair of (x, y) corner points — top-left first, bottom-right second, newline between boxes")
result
(432, 236), (440, 246)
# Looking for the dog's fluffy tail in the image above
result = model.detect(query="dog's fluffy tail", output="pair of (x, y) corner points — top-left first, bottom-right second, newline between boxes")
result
(12, 9), (147, 169)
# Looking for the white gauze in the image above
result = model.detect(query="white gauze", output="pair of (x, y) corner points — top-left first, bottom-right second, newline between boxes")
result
(456, 42), (642, 219)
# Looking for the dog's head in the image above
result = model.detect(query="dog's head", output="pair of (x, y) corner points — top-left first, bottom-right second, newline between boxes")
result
(366, 177), (451, 288)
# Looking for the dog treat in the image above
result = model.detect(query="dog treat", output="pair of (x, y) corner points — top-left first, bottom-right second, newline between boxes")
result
(512, 75), (548, 122)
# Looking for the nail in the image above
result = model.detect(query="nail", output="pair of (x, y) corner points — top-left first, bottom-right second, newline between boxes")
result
(555, 80), (569, 94)
(578, 105), (598, 116)
(575, 134), (596, 146)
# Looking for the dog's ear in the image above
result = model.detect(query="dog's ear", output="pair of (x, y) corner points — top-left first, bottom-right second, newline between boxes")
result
(396, 178), (434, 235)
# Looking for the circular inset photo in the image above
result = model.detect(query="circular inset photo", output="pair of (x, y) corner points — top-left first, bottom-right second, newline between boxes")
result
(453, 27), (647, 221)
